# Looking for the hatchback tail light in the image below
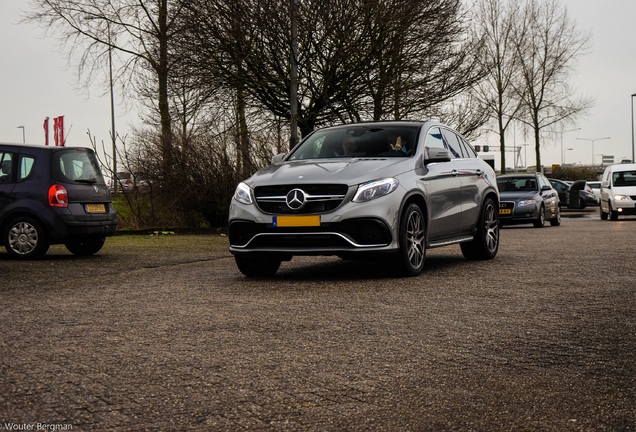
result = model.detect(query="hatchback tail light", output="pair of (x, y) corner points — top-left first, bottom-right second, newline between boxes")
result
(48, 184), (68, 207)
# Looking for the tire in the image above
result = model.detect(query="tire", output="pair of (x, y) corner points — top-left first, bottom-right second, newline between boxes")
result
(533, 204), (546, 228)
(609, 203), (619, 221)
(549, 205), (561, 226)
(461, 197), (499, 260)
(65, 237), (106, 256)
(235, 255), (281, 277)
(395, 203), (426, 276)
(3, 217), (50, 259)
(600, 204), (608, 220)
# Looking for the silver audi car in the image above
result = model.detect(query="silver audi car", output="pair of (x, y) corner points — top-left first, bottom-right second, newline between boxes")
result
(228, 121), (500, 277)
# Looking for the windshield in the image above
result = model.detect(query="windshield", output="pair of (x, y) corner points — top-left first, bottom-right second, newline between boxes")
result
(612, 170), (636, 186)
(51, 149), (106, 185)
(287, 125), (420, 161)
(497, 177), (537, 192)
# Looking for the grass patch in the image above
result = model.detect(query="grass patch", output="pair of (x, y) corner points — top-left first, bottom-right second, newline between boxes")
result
(103, 233), (229, 255)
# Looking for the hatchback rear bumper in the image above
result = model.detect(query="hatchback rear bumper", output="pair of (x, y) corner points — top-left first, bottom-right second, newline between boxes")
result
(40, 207), (118, 242)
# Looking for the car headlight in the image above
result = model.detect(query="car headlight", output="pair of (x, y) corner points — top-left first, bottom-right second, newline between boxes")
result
(353, 178), (399, 203)
(518, 199), (537, 207)
(613, 194), (630, 201)
(233, 182), (253, 205)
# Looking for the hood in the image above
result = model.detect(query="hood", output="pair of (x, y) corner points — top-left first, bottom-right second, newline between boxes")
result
(245, 158), (413, 187)
(499, 191), (538, 201)
(611, 185), (636, 195)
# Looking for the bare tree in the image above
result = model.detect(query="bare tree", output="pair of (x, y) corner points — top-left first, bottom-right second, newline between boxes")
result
(24, 0), (188, 181)
(472, 0), (525, 173)
(511, 0), (593, 171)
(363, 0), (485, 122)
(181, 0), (484, 142)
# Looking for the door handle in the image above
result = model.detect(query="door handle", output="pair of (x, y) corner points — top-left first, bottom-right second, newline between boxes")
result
(451, 170), (459, 176)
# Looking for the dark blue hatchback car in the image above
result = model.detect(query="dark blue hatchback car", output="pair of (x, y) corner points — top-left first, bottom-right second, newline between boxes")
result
(0, 143), (118, 259)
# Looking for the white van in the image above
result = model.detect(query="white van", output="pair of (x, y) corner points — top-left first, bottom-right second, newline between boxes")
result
(599, 163), (636, 220)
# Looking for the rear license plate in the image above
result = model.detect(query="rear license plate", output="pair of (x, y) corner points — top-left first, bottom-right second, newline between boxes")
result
(86, 203), (106, 213)
(499, 209), (512, 215)
(273, 215), (320, 227)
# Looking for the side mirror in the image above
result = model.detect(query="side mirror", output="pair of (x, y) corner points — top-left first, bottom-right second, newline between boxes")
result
(271, 153), (286, 164)
(424, 147), (452, 164)
(541, 185), (552, 192)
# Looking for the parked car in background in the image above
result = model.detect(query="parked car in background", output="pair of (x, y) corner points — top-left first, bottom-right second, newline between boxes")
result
(548, 178), (571, 207)
(109, 171), (149, 193)
(548, 178), (599, 209)
(0, 143), (118, 259)
(600, 163), (636, 220)
(228, 121), (500, 277)
(112, 171), (133, 192)
(587, 181), (602, 200)
(497, 173), (560, 227)
(569, 180), (599, 209)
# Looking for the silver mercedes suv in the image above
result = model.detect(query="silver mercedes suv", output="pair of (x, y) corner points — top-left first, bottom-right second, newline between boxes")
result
(228, 121), (499, 277)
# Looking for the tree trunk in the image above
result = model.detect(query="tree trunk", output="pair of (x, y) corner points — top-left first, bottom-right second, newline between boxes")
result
(158, 0), (173, 180)
(498, 111), (507, 174)
(236, 87), (251, 179)
(534, 116), (542, 172)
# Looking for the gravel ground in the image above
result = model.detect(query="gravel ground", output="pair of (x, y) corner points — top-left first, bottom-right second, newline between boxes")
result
(0, 214), (635, 431)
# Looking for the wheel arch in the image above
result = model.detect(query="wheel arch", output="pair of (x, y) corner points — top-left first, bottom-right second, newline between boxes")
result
(1, 210), (48, 237)
(399, 192), (428, 227)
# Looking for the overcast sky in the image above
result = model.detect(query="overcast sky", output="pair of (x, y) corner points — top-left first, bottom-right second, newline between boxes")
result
(1, 0), (636, 170)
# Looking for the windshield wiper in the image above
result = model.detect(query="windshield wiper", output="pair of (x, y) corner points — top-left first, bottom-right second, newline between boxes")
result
(74, 178), (97, 184)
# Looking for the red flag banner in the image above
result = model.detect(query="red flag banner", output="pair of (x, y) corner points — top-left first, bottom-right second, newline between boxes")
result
(43, 117), (49, 146)
(53, 116), (64, 146)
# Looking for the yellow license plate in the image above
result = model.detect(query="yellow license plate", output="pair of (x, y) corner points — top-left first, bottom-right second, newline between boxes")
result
(273, 215), (320, 227)
(499, 209), (512, 215)
(86, 203), (106, 213)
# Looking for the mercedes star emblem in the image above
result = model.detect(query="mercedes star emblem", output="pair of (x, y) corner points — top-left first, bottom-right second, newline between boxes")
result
(286, 189), (306, 210)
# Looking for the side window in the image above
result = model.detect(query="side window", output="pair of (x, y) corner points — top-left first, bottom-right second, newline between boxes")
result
(19, 156), (35, 181)
(1, 152), (14, 183)
(441, 129), (463, 159)
(425, 127), (445, 150)
(460, 137), (478, 158)
(553, 182), (566, 193)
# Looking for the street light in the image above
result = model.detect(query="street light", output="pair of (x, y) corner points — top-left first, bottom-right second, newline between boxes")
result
(560, 128), (581, 165)
(107, 22), (117, 193)
(85, 15), (116, 192)
(576, 137), (610, 166)
(631, 93), (636, 163)
(17, 126), (25, 143)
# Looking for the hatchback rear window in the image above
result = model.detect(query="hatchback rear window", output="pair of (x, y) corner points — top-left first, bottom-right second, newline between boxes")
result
(51, 149), (106, 185)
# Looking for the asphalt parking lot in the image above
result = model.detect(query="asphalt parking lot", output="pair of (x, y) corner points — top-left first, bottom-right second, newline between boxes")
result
(1, 211), (635, 431)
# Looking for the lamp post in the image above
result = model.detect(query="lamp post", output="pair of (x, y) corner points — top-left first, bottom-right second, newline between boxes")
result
(576, 137), (610, 166)
(631, 93), (636, 163)
(289, 0), (299, 151)
(17, 126), (25, 143)
(107, 21), (117, 193)
(85, 16), (116, 192)
(560, 128), (581, 165)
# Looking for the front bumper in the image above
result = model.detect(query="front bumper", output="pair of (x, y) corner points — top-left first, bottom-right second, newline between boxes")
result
(612, 200), (636, 215)
(229, 218), (393, 255)
(228, 190), (404, 256)
(498, 201), (539, 224)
